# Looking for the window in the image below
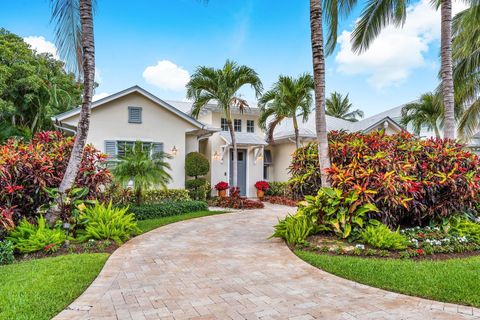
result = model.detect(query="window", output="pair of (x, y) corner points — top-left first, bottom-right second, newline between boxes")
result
(128, 106), (142, 123)
(234, 119), (242, 132)
(221, 118), (228, 131)
(264, 150), (272, 164)
(247, 120), (255, 133)
(105, 141), (163, 159)
(263, 165), (269, 180)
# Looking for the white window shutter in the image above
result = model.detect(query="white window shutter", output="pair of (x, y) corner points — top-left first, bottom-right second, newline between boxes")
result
(152, 142), (164, 156)
(105, 140), (116, 159)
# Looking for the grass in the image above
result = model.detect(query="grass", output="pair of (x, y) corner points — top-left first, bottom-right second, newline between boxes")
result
(0, 253), (108, 320)
(295, 250), (480, 308)
(0, 209), (226, 320)
(136, 210), (226, 233)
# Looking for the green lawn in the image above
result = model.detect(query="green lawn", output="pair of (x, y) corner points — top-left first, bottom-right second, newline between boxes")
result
(296, 250), (480, 308)
(0, 210), (226, 320)
(0, 253), (108, 320)
(136, 210), (226, 233)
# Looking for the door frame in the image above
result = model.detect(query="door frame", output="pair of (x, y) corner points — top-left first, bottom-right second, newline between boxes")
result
(227, 147), (249, 197)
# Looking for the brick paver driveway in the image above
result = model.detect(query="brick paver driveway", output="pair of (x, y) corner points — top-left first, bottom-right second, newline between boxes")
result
(55, 204), (480, 320)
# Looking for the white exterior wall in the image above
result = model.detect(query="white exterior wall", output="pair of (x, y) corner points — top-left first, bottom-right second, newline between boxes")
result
(271, 142), (296, 182)
(62, 92), (199, 189)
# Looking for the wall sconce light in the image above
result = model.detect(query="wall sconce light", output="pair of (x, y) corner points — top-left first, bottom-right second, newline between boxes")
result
(171, 145), (178, 156)
(213, 151), (221, 161)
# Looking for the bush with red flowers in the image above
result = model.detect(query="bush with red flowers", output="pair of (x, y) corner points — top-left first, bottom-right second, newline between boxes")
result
(0, 131), (111, 229)
(214, 181), (229, 191)
(254, 181), (269, 191)
(210, 187), (264, 209)
(289, 130), (480, 227)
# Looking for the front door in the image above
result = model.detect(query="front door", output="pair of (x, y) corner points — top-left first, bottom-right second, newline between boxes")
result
(229, 149), (247, 196)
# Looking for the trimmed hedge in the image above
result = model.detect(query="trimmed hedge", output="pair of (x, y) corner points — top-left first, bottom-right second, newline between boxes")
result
(143, 189), (190, 204)
(128, 201), (209, 220)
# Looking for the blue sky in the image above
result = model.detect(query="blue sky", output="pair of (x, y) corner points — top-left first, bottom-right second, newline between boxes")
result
(1, 0), (466, 117)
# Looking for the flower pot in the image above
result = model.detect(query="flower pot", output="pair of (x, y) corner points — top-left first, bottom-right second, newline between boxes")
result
(257, 190), (265, 199)
(218, 189), (227, 198)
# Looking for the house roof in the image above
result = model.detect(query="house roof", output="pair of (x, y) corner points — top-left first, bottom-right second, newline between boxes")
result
(219, 131), (268, 146)
(167, 100), (261, 116)
(52, 85), (206, 129)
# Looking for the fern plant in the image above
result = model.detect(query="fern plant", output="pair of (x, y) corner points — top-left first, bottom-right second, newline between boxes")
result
(8, 216), (66, 253)
(77, 202), (140, 245)
(360, 221), (409, 250)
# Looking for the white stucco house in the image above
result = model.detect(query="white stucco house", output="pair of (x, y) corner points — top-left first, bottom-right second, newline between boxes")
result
(52, 85), (406, 197)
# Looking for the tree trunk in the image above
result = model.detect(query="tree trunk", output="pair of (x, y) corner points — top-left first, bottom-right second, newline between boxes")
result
(310, 0), (331, 187)
(227, 118), (238, 190)
(46, 0), (95, 225)
(440, 0), (455, 140)
(292, 115), (300, 149)
(433, 123), (441, 139)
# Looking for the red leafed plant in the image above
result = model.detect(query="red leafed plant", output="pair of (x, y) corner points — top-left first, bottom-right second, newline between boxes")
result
(264, 196), (297, 207)
(0, 131), (111, 222)
(254, 181), (269, 191)
(289, 130), (480, 227)
(210, 187), (264, 209)
(214, 181), (229, 191)
(0, 207), (15, 236)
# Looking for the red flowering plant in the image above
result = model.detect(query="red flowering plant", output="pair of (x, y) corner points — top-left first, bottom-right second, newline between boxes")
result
(0, 131), (111, 222)
(254, 181), (269, 191)
(211, 187), (264, 209)
(289, 130), (480, 227)
(214, 181), (229, 191)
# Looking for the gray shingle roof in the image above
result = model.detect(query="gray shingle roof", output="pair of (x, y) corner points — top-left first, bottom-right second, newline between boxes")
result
(219, 131), (268, 146)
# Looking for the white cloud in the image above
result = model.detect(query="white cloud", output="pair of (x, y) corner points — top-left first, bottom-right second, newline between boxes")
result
(23, 36), (58, 59)
(335, 0), (468, 89)
(142, 60), (190, 91)
(93, 92), (109, 101)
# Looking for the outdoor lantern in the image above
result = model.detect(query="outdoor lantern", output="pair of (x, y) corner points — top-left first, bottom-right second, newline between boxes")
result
(213, 151), (221, 161)
(171, 145), (178, 156)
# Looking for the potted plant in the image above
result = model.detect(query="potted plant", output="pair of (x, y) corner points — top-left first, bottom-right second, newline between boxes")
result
(214, 181), (229, 197)
(254, 181), (269, 199)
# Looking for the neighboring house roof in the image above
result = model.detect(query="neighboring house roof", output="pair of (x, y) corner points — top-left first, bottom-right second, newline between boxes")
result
(219, 131), (268, 146)
(52, 85), (206, 129)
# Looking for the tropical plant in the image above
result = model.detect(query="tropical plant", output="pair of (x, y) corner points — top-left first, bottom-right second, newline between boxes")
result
(0, 29), (81, 141)
(264, 181), (291, 197)
(142, 189), (191, 204)
(299, 187), (379, 239)
(77, 202), (140, 245)
(46, 0), (96, 225)
(449, 217), (480, 244)
(350, 0), (458, 139)
(0, 240), (14, 265)
(401, 92), (444, 138)
(453, 5), (480, 140)
(112, 141), (172, 205)
(0, 207), (15, 237)
(0, 131), (111, 221)
(254, 181), (269, 191)
(360, 221), (409, 250)
(186, 60), (263, 188)
(8, 216), (67, 253)
(326, 92), (364, 122)
(258, 74), (314, 148)
(211, 187), (264, 209)
(290, 131), (480, 227)
(271, 214), (316, 246)
(214, 181), (229, 191)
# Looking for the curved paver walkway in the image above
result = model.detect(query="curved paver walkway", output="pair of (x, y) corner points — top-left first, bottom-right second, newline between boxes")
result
(55, 204), (480, 320)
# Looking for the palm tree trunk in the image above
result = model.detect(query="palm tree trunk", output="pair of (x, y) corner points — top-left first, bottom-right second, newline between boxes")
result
(433, 123), (441, 139)
(46, 0), (95, 225)
(227, 118), (238, 190)
(440, 0), (455, 140)
(292, 115), (300, 149)
(310, 0), (331, 187)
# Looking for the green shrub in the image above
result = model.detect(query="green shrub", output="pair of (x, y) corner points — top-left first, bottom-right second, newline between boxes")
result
(8, 216), (66, 253)
(360, 221), (409, 250)
(0, 240), (14, 265)
(78, 202), (140, 245)
(449, 217), (480, 244)
(128, 201), (209, 220)
(185, 152), (209, 177)
(143, 189), (190, 204)
(265, 181), (290, 197)
(271, 214), (316, 246)
(186, 179), (210, 201)
(185, 178), (207, 189)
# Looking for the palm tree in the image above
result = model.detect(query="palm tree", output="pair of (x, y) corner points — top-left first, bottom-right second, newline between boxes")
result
(258, 74), (314, 148)
(350, 0), (459, 139)
(453, 5), (480, 140)
(401, 93), (444, 138)
(186, 60), (263, 188)
(46, 0), (95, 225)
(326, 92), (364, 122)
(113, 142), (172, 205)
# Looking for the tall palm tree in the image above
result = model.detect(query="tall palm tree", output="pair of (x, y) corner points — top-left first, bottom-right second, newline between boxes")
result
(326, 92), (364, 122)
(113, 142), (172, 205)
(401, 93), (444, 138)
(186, 60), (263, 188)
(46, 0), (95, 225)
(350, 0), (460, 139)
(258, 74), (314, 148)
(453, 5), (480, 140)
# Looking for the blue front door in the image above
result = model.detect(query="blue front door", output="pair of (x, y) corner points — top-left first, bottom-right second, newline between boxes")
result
(229, 149), (247, 196)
